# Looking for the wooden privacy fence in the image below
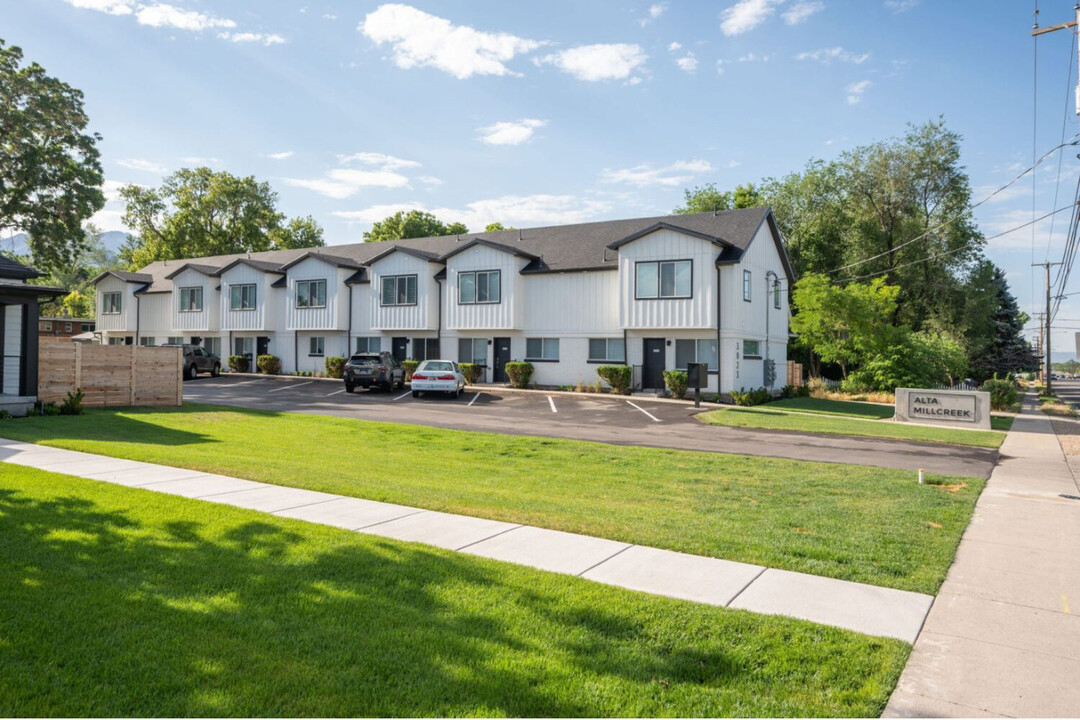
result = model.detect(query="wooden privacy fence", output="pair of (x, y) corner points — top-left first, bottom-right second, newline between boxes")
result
(39, 344), (182, 407)
(786, 361), (804, 387)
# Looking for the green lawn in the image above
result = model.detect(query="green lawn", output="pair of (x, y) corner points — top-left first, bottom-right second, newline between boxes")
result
(699, 405), (1007, 449)
(0, 404), (984, 594)
(0, 466), (908, 717)
(766, 397), (895, 419)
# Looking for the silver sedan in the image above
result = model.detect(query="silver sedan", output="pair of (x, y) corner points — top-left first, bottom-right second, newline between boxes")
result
(410, 360), (467, 398)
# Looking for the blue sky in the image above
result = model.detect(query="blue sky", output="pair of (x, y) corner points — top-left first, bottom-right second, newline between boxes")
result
(7, 0), (1080, 351)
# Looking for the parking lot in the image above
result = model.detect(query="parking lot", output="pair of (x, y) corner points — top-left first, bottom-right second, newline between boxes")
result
(182, 374), (999, 477)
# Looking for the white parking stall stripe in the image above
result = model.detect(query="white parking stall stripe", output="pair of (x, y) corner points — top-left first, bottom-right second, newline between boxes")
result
(228, 379), (269, 386)
(325, 389), (346, 397)
(393, 391), (412, 401)
(267, 381), (313, 393)
(626, 400), (662, 422)
(467, 392), (482, 407)
(547, 396), (558, 414)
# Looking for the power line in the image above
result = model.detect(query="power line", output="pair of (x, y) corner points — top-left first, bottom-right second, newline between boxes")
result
(1046, 29), (1077, 261)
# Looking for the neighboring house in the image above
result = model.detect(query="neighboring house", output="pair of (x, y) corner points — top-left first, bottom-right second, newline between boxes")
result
(91, 208), (795, 394)
(0, 256), (66, 416)
(38, 317), (95, 339)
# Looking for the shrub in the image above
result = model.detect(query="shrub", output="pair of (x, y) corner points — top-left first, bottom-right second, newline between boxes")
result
(504, 361), (534, 388)
(459, 363), (483, 384)
(325, 356), (347, 379)
(402, 360), (420, 381)
(781, 383), (811, 399)
(731, 386), (772, 406)
(42, 403), (61, 416)
(663, 370), (687, 399)
(982, 373), (1019, 411)
(228, 355), (249, 373)
(257, 354), (281, 375)
(60, 389), (84, 416)
(596, 365), (632, 395)
(0, 410), (11, 420)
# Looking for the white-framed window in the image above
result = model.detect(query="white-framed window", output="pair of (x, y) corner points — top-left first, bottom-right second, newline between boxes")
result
(102, 292), (122, 314)
(167, 336), (183, 345)
(458, 270), (501, 304)
(743, 339), (762, 358)
(107, 336), (126, 345)
(355, 336), (382, 353)
(381, 274), (417, 306)
(139, 336), (155, 346)
(635, 260), (692, 299)
(458, 338), (487, 365)
(234, 336), (254, 357)
(178, 286), (203, 312)
(588, 338), (626, 363)
(309, 336), (325, 356)
(296, 279), (327, 308)
(41, 321), (52, 331)
(675, 339), (718, 371)
(743, 270), (752, 302)
(64, 323), (72, 333)
(525, 337), (560, 362)
(230, 284), (256, 310)
(773, 280), (781, 309)
(412, 338), (440, 361)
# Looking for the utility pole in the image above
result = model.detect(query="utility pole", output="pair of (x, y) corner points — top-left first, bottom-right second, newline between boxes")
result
(1033, 262), (1064, 392)
(1032, 3), (1080, 116)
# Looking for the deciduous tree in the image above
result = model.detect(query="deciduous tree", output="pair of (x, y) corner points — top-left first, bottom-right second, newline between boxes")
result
(363, 210), (468, 242)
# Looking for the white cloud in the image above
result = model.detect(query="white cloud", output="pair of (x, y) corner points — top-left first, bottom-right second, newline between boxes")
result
(219, 32), (287, 46)
(716, 59), (726, 74)
(116, 158), (166, 174)
(980, 208), (1067, 250)
(795, 46), (870, 65)
(360, 4), (542, 79)
(720, 0), (782, 36)
(675, 53), (698, 73)
(417, 175), (443, 186)
(338, 152), (422, 170)
(323, 13), (337, 21)
(536, 44), (648, 82)
(135, 3), (236, 31)
(667, 41), (682, 52)
(268, 151), (294, 160)
(884, 0), (918, 12)
(846, 79), (872, 104)
(600, 159), (712, 187)
(738, 52), (772, 62)
(477, 118), (546, 146)
(61, 0), (133, 15)
(333, 194), (611, 229)
(783, 1), (825, 24)
(639, 3), (667, 26)
(181, 156), (221, 166)
(283, 168), (411, 199)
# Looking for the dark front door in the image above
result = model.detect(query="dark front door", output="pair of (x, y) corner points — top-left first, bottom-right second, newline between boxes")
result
(492, 337), (512, 383)
(643, 338), (666, 390)
(256, 336), (270, 358)
(392, 336), (408, 362)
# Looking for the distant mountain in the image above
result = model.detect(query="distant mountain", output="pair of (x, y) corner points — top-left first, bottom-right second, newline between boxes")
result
(1, 231), (130, 258)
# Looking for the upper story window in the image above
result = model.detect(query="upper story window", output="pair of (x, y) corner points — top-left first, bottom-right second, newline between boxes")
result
(178, 286), (203, 312)
(381, 274), (417, 306)
(230, 284), (256, 311)
(296, 279), (327, 308)
(773, 279), (781, 309)
(635, 260), (692, 299)
(743, 270), (752, 302)
(459, 270), (501, 304)
(102, 292), (122, 314)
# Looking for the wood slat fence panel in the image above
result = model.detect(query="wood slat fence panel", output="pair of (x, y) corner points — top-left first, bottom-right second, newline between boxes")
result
(38, 344), (182, 407)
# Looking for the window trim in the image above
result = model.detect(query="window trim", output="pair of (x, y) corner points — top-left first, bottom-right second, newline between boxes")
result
(743, 339), (763, 359)
(354, 336), (382, 354)
(587, 337), (627, 364)
(178, 286), (204, 313)
(309, 336), (325, 357)
(380, 274), (418, 307)
(772, 279), (781, 309)
(295, 279), (328, 309)
(675, 338), (719, 373)
(524, 337), (560, 363)
(634, 259), (693, 300)
(229, 283), (257, 311)
(743, 270), (752, 303)
(102, 291), (122, 315)
(458, 269), (502, 305)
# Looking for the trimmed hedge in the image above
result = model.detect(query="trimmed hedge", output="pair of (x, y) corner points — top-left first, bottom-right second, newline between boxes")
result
(325, 356), (347, 379)
(228, 355), (249, 373)
(402, 360), (420, 381)
(256, 354), (281, 375)
(731, 387), (772, 406)
(459, 363), (483, 384)
(596, 365), (632, 395)
(663, 370), (687, 399)
(505, 361), (534, 388)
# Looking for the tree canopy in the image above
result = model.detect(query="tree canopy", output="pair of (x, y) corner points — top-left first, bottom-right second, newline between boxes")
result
(119, 167), (324, 268)
(0, 39), (105, 274)
(363, 210), (468, 242)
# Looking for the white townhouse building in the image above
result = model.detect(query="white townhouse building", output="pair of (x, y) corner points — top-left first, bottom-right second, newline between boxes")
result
(93, 208), (795, 394)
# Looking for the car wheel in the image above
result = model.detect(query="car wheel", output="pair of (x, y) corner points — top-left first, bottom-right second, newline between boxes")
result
(187, 364), (198, 381)
(211, 364), (220, 378)
(345, 382), (355, 393)
(412, 390), (420, 398)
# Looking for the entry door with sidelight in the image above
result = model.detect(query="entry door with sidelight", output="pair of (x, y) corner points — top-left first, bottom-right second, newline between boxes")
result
(643, 338), (666, 390)
(392, 336), (408, 362)
(492, 337), (512, 383)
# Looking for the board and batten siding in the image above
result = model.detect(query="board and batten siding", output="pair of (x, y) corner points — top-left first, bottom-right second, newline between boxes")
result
(617, 228), (717, 330)
(96, 276), (138, 332)
(444, 245), (523, 330)
(522, 270), (619, 335)
(169, 268), (219, 332)
(348, 282), (372, 336)
(369, 252), (438, 331)
(220, 263), (275, 331)
(135, 293), (172, 339)
(719, 221), (789, 345)
(285, 257), (349, 331)
(2, 304), (21, 394)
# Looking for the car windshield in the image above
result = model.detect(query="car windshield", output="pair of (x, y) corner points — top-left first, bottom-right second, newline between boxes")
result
(419, 361), (454, 372)
(348, 354), (381, 365)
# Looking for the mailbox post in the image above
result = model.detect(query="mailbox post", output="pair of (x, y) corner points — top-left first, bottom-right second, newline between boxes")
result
(687, 362), (706, 408)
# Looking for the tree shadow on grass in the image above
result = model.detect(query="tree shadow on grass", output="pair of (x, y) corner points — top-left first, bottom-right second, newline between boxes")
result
(0, 478), (891, 718)
(1, 407), (214, 448)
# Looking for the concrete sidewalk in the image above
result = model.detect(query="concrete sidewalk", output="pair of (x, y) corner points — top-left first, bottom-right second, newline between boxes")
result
(885, 395), (1080, 718)
(0, 435), (931, 643)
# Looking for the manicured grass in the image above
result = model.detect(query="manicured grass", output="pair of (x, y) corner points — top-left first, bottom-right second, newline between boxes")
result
(0, 466), (909, 717)
(767, 397), (895, 419)
(992, 415), (1014, 432)
(700, 406), (1006, 449)
(0, 404), (984, 594)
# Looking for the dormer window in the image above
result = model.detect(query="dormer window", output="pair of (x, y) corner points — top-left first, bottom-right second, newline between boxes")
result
(635, 260), (691, 299)
(381, 274), (417, 306)
(296, 279), (327, 308)
(459, 270), (501, 304)
(230, 284), (256, 310)
(178, 286), (203, 312)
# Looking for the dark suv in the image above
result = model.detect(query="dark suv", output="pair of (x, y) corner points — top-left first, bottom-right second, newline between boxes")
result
(162, 343), (221, 380)
(344, 352), (405, 392)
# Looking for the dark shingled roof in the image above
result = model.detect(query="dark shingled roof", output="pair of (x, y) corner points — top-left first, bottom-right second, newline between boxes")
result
(211, 258), (286, 276)
(164, 263), (220, 280)
(91, 270), (154, 285)
(100, 207), (788, 292)
(0, 255), (43, 280)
